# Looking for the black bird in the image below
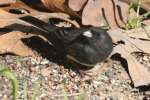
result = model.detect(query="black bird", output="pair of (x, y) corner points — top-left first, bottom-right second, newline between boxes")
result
(20, 16), (113, 67)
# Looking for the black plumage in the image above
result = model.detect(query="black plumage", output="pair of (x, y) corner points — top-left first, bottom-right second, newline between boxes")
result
(20, 16), (113, 67)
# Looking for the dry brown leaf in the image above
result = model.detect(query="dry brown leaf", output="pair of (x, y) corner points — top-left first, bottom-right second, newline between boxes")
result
(82, 0), (131, 27)
(22, 0), (135, 28)
(0, 31), (34, 56)
(108, 29), (150, 87)
(0, 9), (36, 56)
(68, 0), (87, 11)
(114, 44), (150, 87)
(82, 0), (110, 27)
(21, 0), (147, 28)
(0, 8), (80, 28)
(0, 0), (16, 5)
(108, 29), (150, 54)
(40, 0), (79, 17)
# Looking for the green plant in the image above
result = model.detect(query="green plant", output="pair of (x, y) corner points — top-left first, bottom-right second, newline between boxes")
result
(23, 79), (28, 100)
(31, 83), (40, 100)
(63, 79), (69, 100)
(0, 66), (18, 100)
(127, 0), (150, 29)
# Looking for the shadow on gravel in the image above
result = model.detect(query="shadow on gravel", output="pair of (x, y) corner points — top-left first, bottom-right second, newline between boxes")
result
(138, 85), (150, 92)
(111, 53), (131, 80)
(22, 36), (81, 73)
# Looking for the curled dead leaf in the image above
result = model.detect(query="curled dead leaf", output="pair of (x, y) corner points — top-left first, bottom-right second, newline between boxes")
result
(109, 29), (150, 87)
(114, 44), (150, 87)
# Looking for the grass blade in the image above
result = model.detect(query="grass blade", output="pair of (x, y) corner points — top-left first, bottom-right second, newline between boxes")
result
(0, 66), (18, 100)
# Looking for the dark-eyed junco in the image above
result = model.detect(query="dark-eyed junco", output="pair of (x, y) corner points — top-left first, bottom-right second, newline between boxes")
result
(20, 16), (113, 67)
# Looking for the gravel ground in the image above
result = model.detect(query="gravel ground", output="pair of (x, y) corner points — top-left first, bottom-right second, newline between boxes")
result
(0, 53), (150, 100)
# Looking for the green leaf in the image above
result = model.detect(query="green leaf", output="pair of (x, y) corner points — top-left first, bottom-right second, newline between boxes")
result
(127, 17), (142, 29)
(129, 0), (139, 10)
(63, 79), (69, 100)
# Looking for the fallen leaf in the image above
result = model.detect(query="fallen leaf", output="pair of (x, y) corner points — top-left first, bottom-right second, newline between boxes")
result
(114, 44), (150, 87)
(82, 0), (110, 27)
(108, 29), (150, 54)
(0, 31), (35, 56)
(0, 8), (80, 28)
(82, 0), (132, 28)
(0, 0), (16, 5)
(39, 0), (79, 17)
(108, 29), (150, 87)
(68, 0), (87, 11)
(22, 0), (136, 28)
